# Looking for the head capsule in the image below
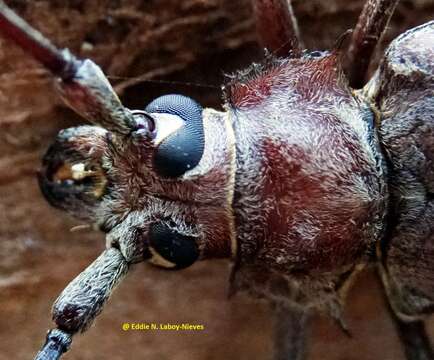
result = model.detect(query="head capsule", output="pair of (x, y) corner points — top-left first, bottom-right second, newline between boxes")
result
(39, 94), (235, 270)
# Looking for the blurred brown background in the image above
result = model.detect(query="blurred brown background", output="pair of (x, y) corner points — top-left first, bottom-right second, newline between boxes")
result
(0, 0), (433, 359)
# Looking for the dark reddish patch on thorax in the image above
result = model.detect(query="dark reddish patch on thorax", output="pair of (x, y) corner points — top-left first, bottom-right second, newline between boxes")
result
(225, 54), (344, 110)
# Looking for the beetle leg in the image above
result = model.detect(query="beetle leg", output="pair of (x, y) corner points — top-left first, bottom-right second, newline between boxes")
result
(346, 0), (399, 88)
(34, 247), (129, 360)
(272, 302), (310, 360)
(0, 1), (137, 135)
(389, 313), (434, 360)
(379, 269), (434, 360)
(252, 0), (304, 57)
(380, 273), (434, 360)
(377, 265), (434, 360)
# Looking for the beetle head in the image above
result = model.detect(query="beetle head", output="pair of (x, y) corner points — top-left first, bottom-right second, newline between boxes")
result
(38, 94), (236, 268)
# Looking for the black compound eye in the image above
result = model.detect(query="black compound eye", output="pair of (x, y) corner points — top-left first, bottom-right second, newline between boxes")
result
(145, 94), (205, 178)
(147, 222), (199, 269)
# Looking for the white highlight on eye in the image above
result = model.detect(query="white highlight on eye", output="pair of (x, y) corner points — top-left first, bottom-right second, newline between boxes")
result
(150, 113), (184, 145)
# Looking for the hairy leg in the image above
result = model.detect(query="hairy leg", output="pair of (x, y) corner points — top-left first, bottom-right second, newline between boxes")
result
(252, 0), (303, 57)
(378, 267), (434, 360)
(272, 302), (310, 360)
(347, 0), (399, 88)
(34, 248), (129, 360)
(390, 314), (434, 360)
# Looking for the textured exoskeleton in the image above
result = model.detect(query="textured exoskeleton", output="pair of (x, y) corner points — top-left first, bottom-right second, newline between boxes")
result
(0, 1), (432, 359)
(366, 22), (434, 320)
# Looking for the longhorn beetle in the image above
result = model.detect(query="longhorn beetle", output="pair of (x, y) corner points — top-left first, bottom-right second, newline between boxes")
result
(0, 1), (432, 359)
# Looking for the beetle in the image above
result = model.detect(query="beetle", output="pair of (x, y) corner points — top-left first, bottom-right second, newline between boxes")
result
(0, 0), (432, 359)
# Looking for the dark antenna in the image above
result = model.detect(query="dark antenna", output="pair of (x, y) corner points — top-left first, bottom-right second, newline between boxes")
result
(0, 0), (139, 135)
(346, 0), (400, 88)
(0, 2), (80, 80)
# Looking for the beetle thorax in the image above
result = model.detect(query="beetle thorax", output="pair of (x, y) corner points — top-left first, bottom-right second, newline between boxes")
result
(225, 54), (388, 307)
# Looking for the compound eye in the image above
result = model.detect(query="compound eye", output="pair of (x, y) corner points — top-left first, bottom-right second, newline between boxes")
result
(146, 222), (199, 269)
(145, 94), (205, 178)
